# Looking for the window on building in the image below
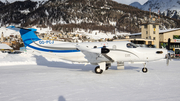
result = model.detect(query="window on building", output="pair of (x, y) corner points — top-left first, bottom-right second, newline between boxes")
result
(153, 37), (156, 40)
(146, 31), (148, 34)
(144, 25), (147, 28)
(153, 31), (155, 34)
(146, 37), (148, 39)
(148, 41), (152, 45)
(153, 25), (156, 28)
(149, 36), (151, 39)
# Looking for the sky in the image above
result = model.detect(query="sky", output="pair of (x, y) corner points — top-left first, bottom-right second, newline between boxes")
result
(113, 0), (148, 5)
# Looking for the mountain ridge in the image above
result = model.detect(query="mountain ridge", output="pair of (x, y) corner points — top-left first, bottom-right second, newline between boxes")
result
(129, 2), (141, 9)
(0, 0), (180, 34)
(130, 0), (180, 19)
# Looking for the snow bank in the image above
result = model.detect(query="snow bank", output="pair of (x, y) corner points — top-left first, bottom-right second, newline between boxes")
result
(0, 53), (36, 66)
(0, 52), (74, 66)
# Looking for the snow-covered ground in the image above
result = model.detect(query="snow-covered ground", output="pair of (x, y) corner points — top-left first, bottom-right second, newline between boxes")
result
(0, 53), (180, 101)
(71, 29), (129, 40)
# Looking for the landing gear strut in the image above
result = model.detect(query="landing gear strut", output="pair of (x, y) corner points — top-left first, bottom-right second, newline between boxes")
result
(106, 64), (111, 70)
(142, 63), (148, 73)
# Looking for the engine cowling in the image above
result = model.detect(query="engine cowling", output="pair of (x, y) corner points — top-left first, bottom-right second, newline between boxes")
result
(101, 46), (110, 54)
(76, 45), (110, 54)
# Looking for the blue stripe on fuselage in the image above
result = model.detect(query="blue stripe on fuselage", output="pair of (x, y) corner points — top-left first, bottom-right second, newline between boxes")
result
(25, 43), (80, 53)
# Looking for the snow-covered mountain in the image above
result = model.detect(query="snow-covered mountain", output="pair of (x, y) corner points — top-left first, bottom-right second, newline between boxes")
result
(130, 0), (180, 19)
(129, 2), (142, 9)
(0, 1), (5, 7)
(0, 0), (180, 33)
(0, 0), (48, 3)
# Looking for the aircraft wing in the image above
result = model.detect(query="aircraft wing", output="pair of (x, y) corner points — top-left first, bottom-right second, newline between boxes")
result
(76, 45), (114, 64)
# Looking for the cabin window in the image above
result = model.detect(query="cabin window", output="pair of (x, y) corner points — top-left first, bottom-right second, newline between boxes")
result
(127, 43), (137, 48)
(94, 46), (97, 48)
(144, 25), (147, 28)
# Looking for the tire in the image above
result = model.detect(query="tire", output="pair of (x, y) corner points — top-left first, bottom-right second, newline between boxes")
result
(106, 66), (109, 70)
(142, 68), (148, 73)
(95, 66), (103, 74)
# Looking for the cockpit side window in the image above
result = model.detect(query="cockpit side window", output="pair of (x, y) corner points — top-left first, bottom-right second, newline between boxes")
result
(127, 43), (137, 48)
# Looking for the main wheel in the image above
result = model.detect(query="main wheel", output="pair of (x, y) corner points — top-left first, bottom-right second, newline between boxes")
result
(95, 66), (103, 74)
(106, 64), (111, 70)
(142, 68), (148, 73)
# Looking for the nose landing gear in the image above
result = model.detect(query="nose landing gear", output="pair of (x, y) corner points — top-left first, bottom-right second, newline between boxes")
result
(142, 63), (148, 73)
(142, 68), (148, 73)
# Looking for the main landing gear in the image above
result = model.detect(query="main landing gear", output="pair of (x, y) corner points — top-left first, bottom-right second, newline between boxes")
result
(142, 63), (148, 73)
(94, 63), (111, 74)
(94, 62), (148, 74)
(95, 66), (103, 74)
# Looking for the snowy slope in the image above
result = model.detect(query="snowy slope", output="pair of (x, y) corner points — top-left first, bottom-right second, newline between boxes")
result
(0, 27), (20, 38)
(0, 0), (48, 3)
(71, 29), (129, 40)
(130, 0), (180, 19)
(141, 0), (180, 12)
(0, 53), (180, 101)
(141, 0), (180, 19)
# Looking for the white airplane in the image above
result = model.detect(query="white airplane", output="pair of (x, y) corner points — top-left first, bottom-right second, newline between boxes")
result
(7, 26), (170, 74)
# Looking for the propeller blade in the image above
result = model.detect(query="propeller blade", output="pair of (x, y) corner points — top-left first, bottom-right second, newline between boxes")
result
(166, 53), (171, 66)
(166, 57), (169, 66)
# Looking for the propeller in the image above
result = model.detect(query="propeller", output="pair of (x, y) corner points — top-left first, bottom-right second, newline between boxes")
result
(166, 38), (172, 66)
(166, 53), (171, 66)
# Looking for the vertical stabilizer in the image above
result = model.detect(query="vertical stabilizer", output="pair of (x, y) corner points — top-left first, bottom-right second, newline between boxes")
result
(7, 26), (41, 47)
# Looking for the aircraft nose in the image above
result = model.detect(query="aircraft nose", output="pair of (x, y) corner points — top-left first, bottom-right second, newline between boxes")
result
(164, 50), (168, 54)
(162, 49), (168, 58)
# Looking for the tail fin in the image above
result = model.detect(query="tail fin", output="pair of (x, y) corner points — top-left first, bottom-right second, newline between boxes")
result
(7, 26), (41, 47)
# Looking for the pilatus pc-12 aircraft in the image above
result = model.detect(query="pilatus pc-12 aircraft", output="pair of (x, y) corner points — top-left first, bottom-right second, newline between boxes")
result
(8, 26), (170, 74)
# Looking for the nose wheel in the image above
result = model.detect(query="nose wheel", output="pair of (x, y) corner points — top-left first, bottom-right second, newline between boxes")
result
(142, 68), (148, 73)
(142, 63), (148, 73)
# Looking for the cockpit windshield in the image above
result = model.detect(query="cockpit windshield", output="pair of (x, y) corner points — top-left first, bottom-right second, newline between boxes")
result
(126, 43), (137, 48)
